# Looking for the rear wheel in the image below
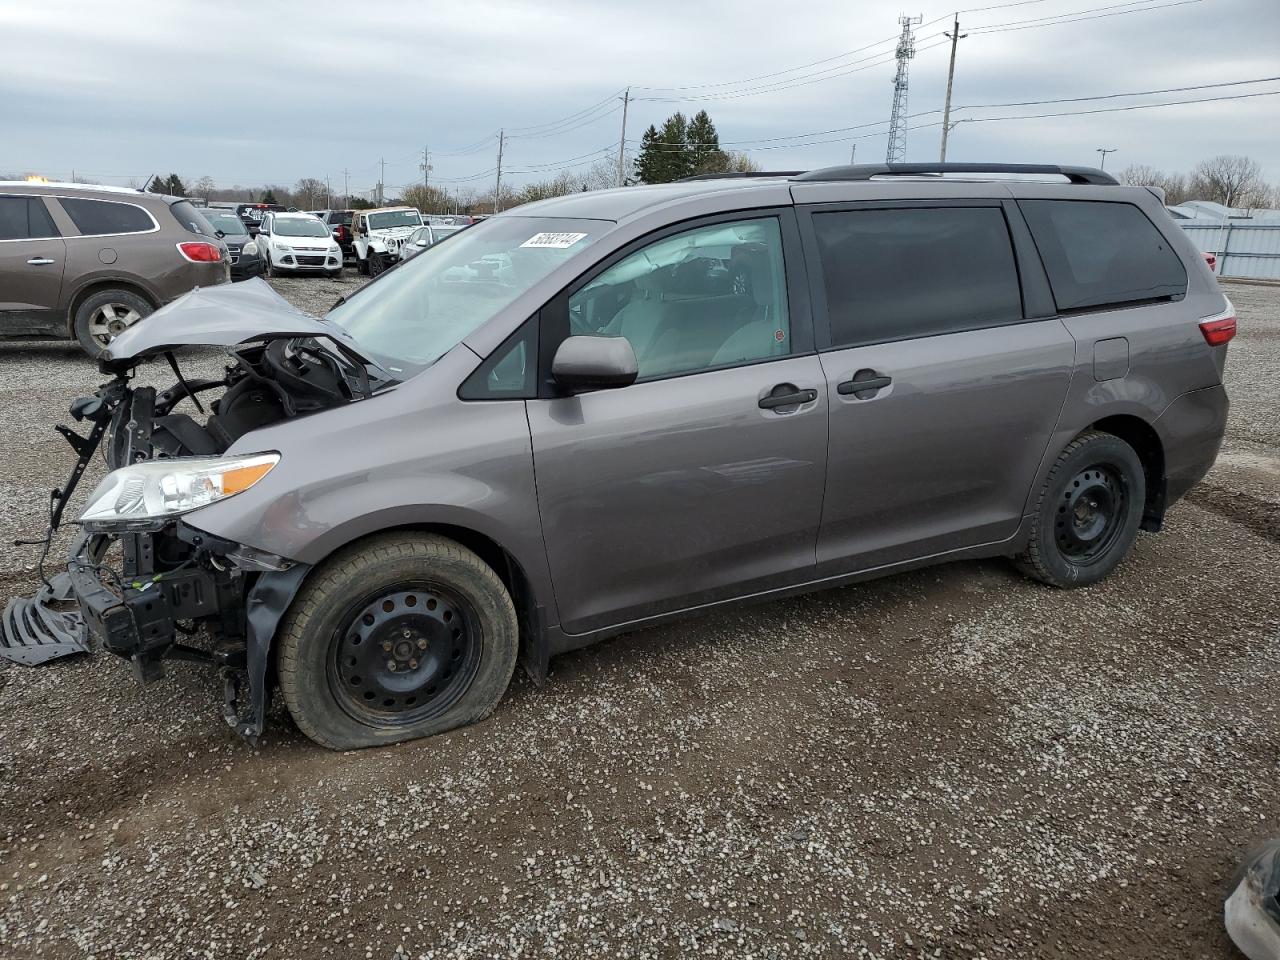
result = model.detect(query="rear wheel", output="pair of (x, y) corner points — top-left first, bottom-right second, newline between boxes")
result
(367, 251), (386, 277)
(1014, 430), (1146, 588)
(277, 533), (519, 750)
(72, 288), (153, 357)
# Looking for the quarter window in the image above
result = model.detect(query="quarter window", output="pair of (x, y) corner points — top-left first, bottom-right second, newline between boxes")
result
(812, 206), (1023, 350)
(1019, 200), (1187, 311)
(568, 217), (791, 380)
(58, 197), (155, 236)
(0, 196), (60, 241)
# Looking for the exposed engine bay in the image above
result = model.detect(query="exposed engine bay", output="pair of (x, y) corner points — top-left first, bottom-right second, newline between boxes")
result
(0, 281), (393, 741)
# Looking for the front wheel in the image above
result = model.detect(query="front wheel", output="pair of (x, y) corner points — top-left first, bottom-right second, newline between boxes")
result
(1014, 430), (1146, 588)
(277, 533), (519, 750)
(367, 252), (386, 276)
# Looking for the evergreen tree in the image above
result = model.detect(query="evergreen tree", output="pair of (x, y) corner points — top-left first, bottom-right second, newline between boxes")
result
(686, 110), (723, 174)
(261, 188), (278, 204)
(147, 173), (166, 193)
(635, 125), (664, 185)
(657, 112), (692, 182)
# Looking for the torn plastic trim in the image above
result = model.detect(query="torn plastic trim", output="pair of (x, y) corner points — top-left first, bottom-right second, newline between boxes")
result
(237, 562), (310, 742)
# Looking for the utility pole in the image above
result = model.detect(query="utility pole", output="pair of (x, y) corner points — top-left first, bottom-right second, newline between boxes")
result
(617, 87), (631, 188)
(939, 13), (967, 162)
(885, 14), (922, 164)
(494, 130), (505, 213)
(325, 176), (331, 208)
(1096, 147), (1118, 170)
(342, 168), (350, 204)
(378, 157), (386, 205)
(420, 145), (432, 190)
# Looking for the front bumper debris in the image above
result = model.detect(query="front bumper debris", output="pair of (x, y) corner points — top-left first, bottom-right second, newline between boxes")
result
(1, 571), (88, 664)
(1225, 838), (1280, 960)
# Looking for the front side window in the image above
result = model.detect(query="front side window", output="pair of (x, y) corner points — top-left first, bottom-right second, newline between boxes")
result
(327, 216), (599, 375)
(1019, 199), (1187, 311)
(568, 217), (791, 381)
(0, 196), (59, 241)
(57, 197), (155, 236)
(368, 210), (422, 230)
(199, 211), (249, 236)
(813, 206), (1023, 349)
(273, 218), (330, 238)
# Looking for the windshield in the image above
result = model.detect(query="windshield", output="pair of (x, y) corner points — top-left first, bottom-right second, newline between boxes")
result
(273, 218), (330, 238)
(202, 212), (249, 236)
(328, 216), (600, 374)
(368, 210), (422, 230)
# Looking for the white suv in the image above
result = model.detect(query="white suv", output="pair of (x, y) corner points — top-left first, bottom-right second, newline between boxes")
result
(258, 212), (344, 278)
(352, 207), (424, 275)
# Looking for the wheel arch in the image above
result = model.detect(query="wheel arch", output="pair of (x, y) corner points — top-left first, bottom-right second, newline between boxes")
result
(1089, 413), (1167, 531)
(280, 521), (549, 684)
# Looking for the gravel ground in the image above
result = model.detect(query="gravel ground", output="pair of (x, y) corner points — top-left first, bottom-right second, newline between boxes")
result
(0, 277), (1276, 959)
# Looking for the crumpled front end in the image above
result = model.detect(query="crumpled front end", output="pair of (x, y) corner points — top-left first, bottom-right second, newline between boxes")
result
(0, 281), (383, 740)
(1226, 839), (1280, 960)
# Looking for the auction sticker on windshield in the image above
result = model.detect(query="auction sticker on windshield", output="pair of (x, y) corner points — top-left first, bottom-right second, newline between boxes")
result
(521, 232), (589, 249)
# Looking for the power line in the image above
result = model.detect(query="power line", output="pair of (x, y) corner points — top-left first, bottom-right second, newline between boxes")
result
(956, 74), (1280, 109)
(969, 0), (1206, 33)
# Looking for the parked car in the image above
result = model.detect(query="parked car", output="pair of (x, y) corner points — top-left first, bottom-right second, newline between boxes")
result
(1, 162), (1233, 751)
(396, 224), (453, 261)
(351, 206), (423, 275)
(318, 209), (355, 258)
(0, 180), (229, 355)
(257, 211), (344, 277)
(198, 209), (264, 281)
(237, 202), (287, 236)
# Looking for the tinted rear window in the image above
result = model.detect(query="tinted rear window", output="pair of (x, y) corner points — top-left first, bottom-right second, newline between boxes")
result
(813, 206), (1024, 349)
(58, 197), (154, 235)
(1019, 200), (1187, 311)
(0, 196), (60, 240)
(169, 200), (218, 237)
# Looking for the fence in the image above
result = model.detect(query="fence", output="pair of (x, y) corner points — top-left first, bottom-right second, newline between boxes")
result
(1178, 221), (1280, 281)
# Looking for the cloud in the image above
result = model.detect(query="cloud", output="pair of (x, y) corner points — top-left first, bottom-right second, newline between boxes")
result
(3, 0), (1277, 192)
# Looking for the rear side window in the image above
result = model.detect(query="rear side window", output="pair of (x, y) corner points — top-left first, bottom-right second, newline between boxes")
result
(169, 200), (215, 237)
(813, 206), (1023, 349)
(0, 196), (60, 240)
(1019, 200), (1187, 312)
(58, 197), (155, 236)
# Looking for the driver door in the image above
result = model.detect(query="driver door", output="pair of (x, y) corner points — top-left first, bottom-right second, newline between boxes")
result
(525, 211), (828, 636)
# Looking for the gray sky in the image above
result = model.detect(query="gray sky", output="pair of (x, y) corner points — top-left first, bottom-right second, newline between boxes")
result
(3, 0), (1278, 196)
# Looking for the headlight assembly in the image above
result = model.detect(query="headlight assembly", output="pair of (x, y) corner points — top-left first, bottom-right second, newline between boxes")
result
(242, 240), (259, 255)
(78, 453), (279, 531)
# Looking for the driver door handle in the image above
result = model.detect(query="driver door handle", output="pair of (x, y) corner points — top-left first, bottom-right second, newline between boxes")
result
(759, 387), (817, 409)
(26, 257), (56, 265)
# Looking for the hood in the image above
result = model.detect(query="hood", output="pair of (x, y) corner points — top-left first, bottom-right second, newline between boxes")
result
(101, 278), (367, 368)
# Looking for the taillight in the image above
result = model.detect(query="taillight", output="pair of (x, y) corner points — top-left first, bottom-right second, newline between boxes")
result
(1202, 251), (1217, 271)
(177, 241), (222, 263)
(1199, 302), (1236, 346)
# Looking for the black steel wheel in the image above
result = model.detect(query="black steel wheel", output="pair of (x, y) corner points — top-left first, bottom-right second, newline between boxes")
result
(367, 251), (386, 276)
(328, 584), (482, 727)
(1015, 430), (1146, 588)
(277, 533), (519, 750)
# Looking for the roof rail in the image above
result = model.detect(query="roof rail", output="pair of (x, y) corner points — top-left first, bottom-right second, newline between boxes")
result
(679, 171), (806, 182)
(792, 163), (1118, 186)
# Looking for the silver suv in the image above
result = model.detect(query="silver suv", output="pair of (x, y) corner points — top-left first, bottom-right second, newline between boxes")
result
(0, 181), (230, 355)
(1, 163), (1231, 751)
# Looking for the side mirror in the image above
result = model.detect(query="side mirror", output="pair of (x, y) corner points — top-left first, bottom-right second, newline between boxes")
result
(551, 336), (638, 393)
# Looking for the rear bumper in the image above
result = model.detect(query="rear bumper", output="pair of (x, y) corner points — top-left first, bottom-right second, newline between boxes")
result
(1155, 383), (1229, 505)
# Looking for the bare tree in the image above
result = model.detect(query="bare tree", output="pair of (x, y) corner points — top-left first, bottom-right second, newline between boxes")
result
(1116, 164), (1189, 205)
(1189, 155), (1269, 210)
(578, 157), (632, 191)
(294, 178), (327, 210)
(401, 184), (454, 213)
(514, 172), (577, 206)
(192, 175), (217, 201)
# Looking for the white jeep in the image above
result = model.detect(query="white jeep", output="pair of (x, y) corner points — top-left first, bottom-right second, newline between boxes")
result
(352, 207), (424, 275)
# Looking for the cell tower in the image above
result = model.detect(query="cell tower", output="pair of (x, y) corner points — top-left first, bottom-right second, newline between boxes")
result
(886, 14), (922, 163)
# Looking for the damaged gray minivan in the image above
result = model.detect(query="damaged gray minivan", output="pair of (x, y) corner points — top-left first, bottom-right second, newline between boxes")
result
(1, 163), (1233, 750)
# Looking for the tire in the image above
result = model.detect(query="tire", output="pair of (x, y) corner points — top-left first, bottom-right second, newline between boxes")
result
(326, 268), (342, 279)
(1014, 430), (1146, 589)
(368, 252), (386, 277)
(356, 253), (369, 276)
(277, 533), (519, 750)
(73, 288), (153, 357)
(265, 251), (279, 278)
